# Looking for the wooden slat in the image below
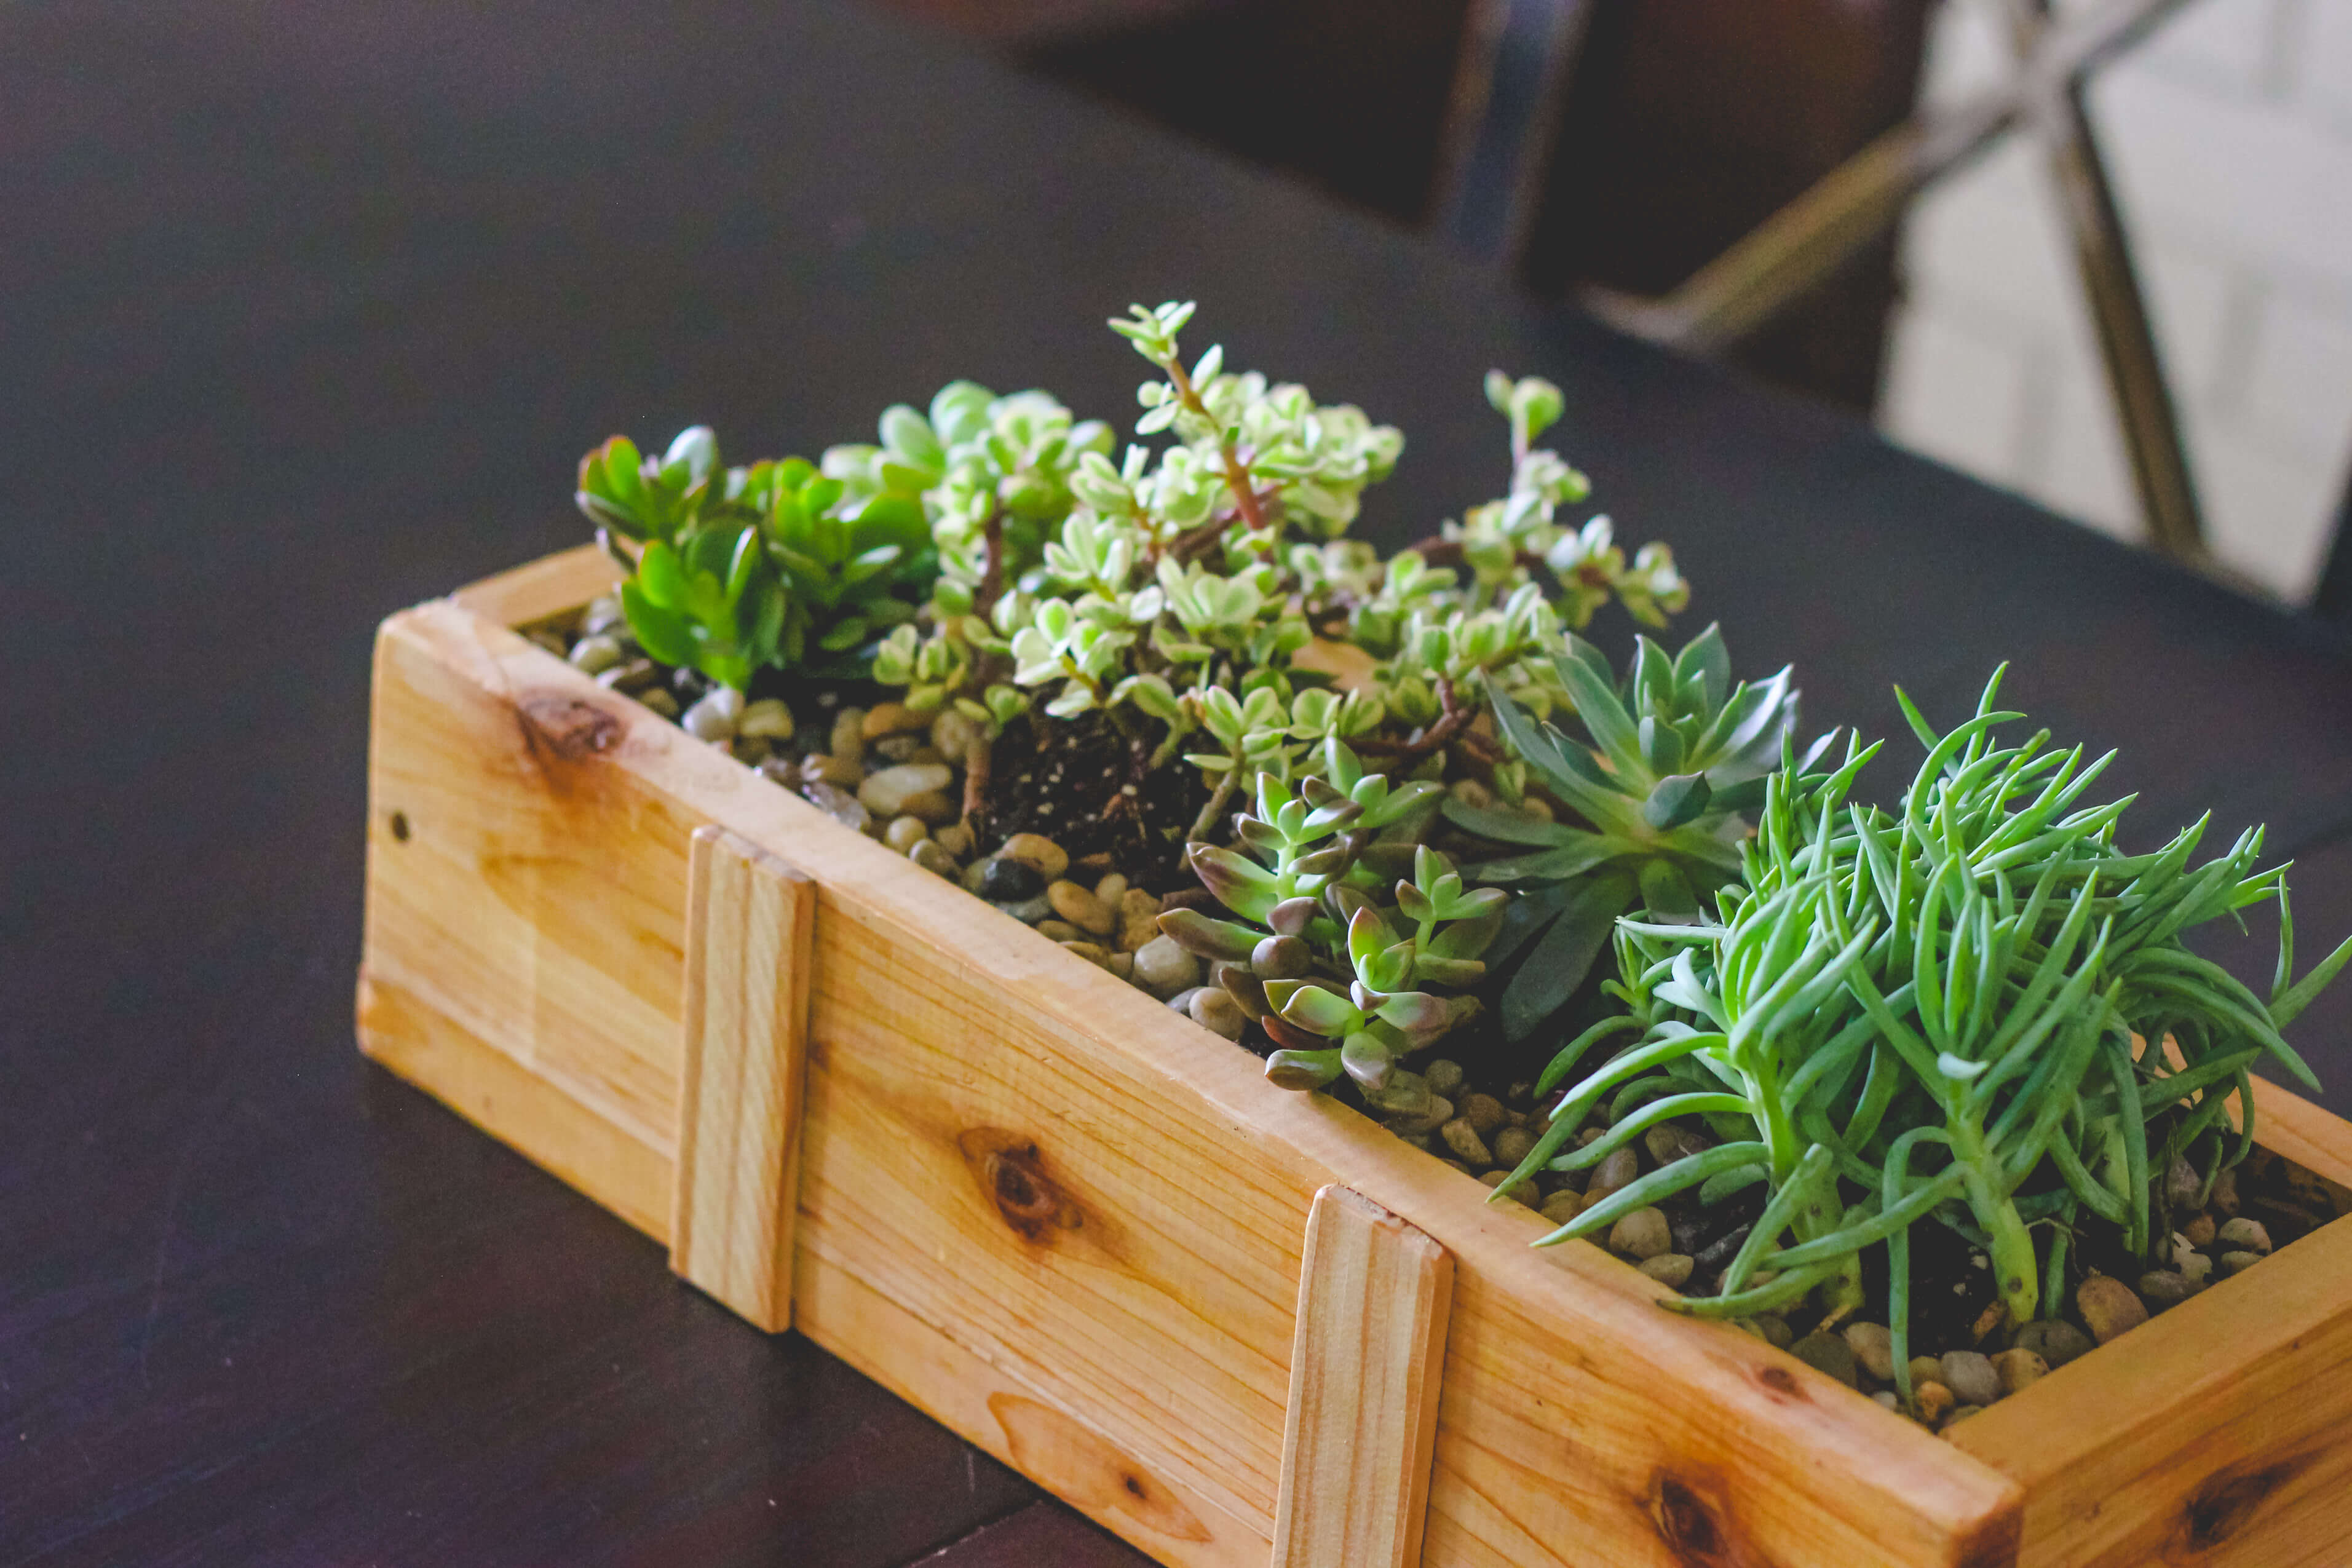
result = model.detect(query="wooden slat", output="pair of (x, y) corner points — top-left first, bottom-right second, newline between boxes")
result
(1272, 1186), (1452, 1568)
(360, 571), (2037, 1568)
(1950, 1208), (2352, 1568)
(671, 826), (815, 1332)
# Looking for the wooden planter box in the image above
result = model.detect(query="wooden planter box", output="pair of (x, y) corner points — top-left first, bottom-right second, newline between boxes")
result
(360, 545), (2352, 1568)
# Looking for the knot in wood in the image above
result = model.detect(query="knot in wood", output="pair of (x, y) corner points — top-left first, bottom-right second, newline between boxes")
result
(2182, 1454), (2310, 1553)
(518, 695), (620, 761)
(1648, 1468), (1772, 1568)
(956, 1128), (1081, 1242)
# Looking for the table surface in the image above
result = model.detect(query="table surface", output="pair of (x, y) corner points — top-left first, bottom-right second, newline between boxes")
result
(7, 2), (2352, 1564)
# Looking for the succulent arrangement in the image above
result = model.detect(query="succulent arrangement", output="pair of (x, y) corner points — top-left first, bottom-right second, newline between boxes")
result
(553, 298), (2347, 1428)
(1495, 671), (2351, 1411)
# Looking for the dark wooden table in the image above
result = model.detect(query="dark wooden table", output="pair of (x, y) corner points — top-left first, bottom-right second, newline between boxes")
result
(6, 2), (2351, 1564)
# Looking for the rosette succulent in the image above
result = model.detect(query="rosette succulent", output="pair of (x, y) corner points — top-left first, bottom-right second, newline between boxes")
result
(1446, 625), (1802, 1039)
(1155, 742), (1505, 1104)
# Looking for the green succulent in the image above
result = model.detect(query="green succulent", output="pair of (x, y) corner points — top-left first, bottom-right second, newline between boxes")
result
(1154, 742), (1506, 1101)
(1445, 625), (1800, 1039)
(575, 425), (936, 689)
(1499, 673), (2350, 1412)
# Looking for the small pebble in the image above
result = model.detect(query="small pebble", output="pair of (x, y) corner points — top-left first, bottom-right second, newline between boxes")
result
(2077, 1275), (2150, 1345)
(1752, 1315), (1794, 1350)
(870, 734), (925, 763)
(801, 780), (869, 833)
(1492, 1125), (1537, 1168)
(1609, 1206), (1673, 1261)
(1131, 936), (1201, 999)
(859, 763), (953, 818)
(974, 859), (1045, 901)
(1035, 919), (1083, 943)
(567, 633), (625, 674)
(1424, 1059), (1466, 1098)
(635, 687), (679, 719)
(757, 755), (798, 787)
(934, 822), (975, 858)
(884, 815), (930, 853)
(597, 657), (658, 692)
(1188, 987), (1246, 1039)
(994, 893), (1055, 925)
(1094, 873), (1128, 908)
(1047, 880), (1117, 936)
(801, 752), (864, 788)
(1387, 1096), (1454, 1138)
(2013, 1320), (2093, 1369)
(2217, 1217), (2273, 1254)
(2180, 1211), (2217, 1248)
(2219, 1249), (2264, 1277)
(1644, 1123), (1710, 1165)
(2177, 1249), (2212, 1285)
(1790, 1332), (1859, 1389)
(1059, 940), (1111, 967)
(1843, 1323), (1896, 1382)
(1165, 986), (1205, 1014)
(2139, 1270), (2201, 1310)
(738, 698), (795, 740)
(1871, 1391), (1901, 1411)
(1939, 1351), (2001, 1407)
(909, 839), (959, 878)
(1449, 776), (1495, 809)
(829, 708), (866, 762)
(997, 833), (1070, 882)
(1104, 951), (1134, 982)
(1638, 1253), (1695, 1289)
(1460, 1093), (1507, 1138)
(2164, 1155), (2203, 1210)
(580, 595), (625, 635)
(1990, 1347), (2048, 1395)
(861, 701), (924, 738)
(1586, 1146), (1639, 1201)
(931, 708), (983, 759)
(2211, 1167), (2241, 1216)
(1117, 889), (1163, 952)
(1539, 1191), (1582, 1227)
(894, 788), (960, 826)
(1480, 1170), (1537, 1206)
(1913, 1380), (1955, 1425)
(1439, 1118), (1494, 1167)
(1907, 1356), (1945, 1389)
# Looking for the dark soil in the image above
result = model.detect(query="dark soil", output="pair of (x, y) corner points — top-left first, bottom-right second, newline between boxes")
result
(976, 710), (1210, 895)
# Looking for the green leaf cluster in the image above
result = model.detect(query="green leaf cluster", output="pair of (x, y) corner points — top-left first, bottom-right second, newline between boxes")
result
(1496, 670), (2349, 1409)
(1445, 625), (1798, 1039)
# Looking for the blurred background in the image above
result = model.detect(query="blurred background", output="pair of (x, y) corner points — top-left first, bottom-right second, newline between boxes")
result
(889, 0), (2351, 611)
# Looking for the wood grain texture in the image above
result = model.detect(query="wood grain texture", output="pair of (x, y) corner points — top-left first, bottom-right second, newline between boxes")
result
(1272, 1186), (1452, 1568)
(360, 585), (2024, 1568)
(671, 826), (815, 1332)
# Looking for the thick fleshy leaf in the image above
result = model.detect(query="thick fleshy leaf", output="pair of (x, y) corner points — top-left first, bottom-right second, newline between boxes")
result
(1502, 873), (1637, 1040)
(1155, 906), (1262, 962)
(1642, 772), (1713, 831)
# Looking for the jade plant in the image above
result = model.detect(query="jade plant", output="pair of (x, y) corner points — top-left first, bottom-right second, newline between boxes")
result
(1495, 670), (2351, 1409)
(1443, 626), (1800, 1039)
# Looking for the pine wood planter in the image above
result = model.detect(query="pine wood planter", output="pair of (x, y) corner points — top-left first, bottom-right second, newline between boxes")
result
(358, 545), (2352, 1568)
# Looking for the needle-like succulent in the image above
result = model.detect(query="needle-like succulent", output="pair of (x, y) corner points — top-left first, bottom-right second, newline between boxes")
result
(1495, 670), (2350, 1411)
(1445, 625), (1800, 1039)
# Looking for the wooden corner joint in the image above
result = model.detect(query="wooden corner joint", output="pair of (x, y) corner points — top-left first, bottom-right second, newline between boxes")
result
(670, 825), (817, 1333)
(1272, 1184), (1455, 1568)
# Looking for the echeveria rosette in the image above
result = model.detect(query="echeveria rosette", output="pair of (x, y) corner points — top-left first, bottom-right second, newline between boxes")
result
(1498, 671), (2351, 1416)
(1447, 625), (1802, 1039)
